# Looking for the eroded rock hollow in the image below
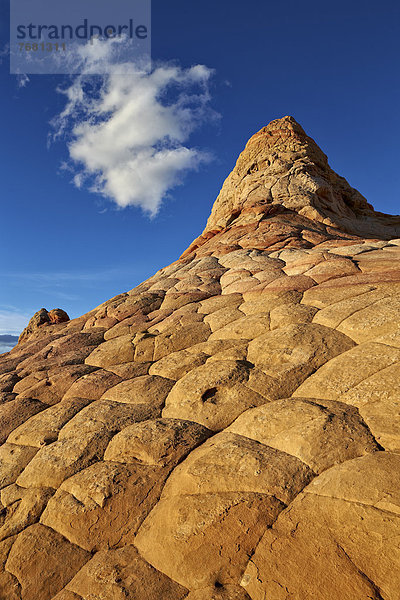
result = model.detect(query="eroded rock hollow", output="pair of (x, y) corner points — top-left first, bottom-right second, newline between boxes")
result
(1, 116), (399, 600)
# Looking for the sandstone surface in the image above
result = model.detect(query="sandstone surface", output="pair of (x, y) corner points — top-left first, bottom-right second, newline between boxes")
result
(0, 116), (399, 599)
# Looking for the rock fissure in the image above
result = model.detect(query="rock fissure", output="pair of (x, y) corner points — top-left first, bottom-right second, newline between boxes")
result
(335, 543), (386, 600)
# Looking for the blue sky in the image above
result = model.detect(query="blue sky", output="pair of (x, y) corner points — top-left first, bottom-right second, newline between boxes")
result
(1, 0), (399, 336)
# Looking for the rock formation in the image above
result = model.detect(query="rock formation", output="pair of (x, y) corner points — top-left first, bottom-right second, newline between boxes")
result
(0, 116), (399, 600)
(19, 309), (70, 344)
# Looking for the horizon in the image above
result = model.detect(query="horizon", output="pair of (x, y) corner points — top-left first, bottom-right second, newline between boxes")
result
(1, 0), (399, 340)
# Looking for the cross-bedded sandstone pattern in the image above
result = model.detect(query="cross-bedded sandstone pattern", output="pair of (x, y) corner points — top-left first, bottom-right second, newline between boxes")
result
(0, 117), (399, 600)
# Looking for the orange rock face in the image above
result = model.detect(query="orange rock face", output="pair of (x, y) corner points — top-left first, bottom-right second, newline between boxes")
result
(18, 308), (70, 344)
(1, 116), (399, 600)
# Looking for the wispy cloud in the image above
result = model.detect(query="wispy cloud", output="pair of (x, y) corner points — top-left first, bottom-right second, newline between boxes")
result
(1, 267), (133, 299)
(2, 267), (138, 285)
(0, 45), (30, 88)
(16, 73), (30, 88)
(0, 44), (9, 64)
(0, 307), (31, 336)
(50, 37), (218, 216)
(0, 265), (150, 306)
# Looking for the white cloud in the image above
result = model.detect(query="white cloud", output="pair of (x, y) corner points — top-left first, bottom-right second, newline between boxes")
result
(51, 38), (218, 216)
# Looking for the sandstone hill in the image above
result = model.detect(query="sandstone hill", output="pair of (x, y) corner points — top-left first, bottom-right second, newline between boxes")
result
(0, 116), (399, 600)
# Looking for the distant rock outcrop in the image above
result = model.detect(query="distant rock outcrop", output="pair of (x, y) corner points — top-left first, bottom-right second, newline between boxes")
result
(0, 117), (399, 600)
(18, 308), (70, 344)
